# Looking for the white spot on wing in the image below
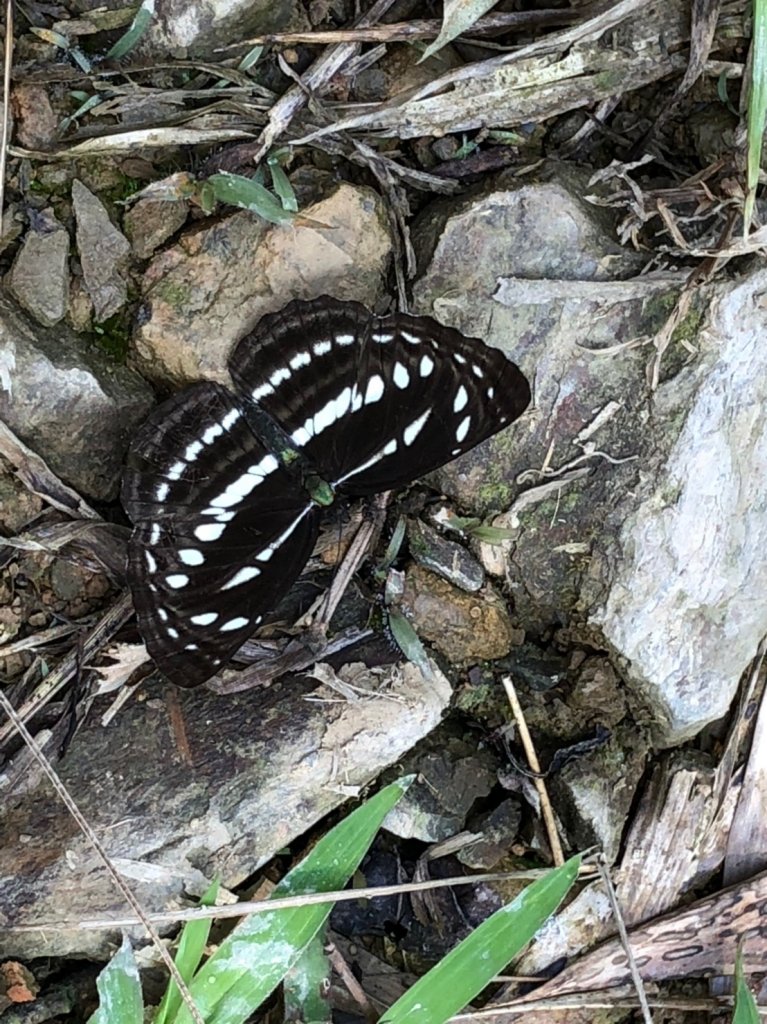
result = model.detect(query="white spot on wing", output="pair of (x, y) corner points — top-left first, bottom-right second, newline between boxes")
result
(209, 455), (278, 508)
(373, 332), (393, 344)
(158, 609), (168, 622)
(167, 460), (185, 481)
(179, 549), (204, 566)
(156, 482), (169, 501)
(314, 340), (332, 355)
(184, 440), (204, 462)
(222, 408), (240, 430)
(472, 363), (484, 378)
(166, 574), (189, 589)
(333, 438), (398, 485)
(487, 387), (495, 399)
(270, 367), (291, 388)
(222, 565), (261, 589)
(191, 612), (218, 626)
(364, 375), (384, 404)
(220, 616), (250, 632)
(402, 331), (421, 345)
(195, 522), (225, 542)
(454, 352), (467, 364)
(419, 354), (434, 377)
(251, 382), (274, 401)
(145, 551), (157, 573)
(453, 385), (468, 413)
(290, 350), (310, 370)
(393, 363), (410, 389)
(455, 415), (471, 443)
(292, 425), (312, 447)
(167, 627), (179, 639)
(185, 643), (199, 651)
(149, 523), (160, 545)
(202, 423), (223, 445)
(336, 333), (355, 346)
(403, 408), (431, 446)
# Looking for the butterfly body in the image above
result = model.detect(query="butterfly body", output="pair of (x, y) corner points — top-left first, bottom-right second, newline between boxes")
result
(122, 296), (531, 687)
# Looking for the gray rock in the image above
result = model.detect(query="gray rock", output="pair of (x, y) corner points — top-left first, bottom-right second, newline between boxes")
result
(0, 293), (153, 500)
(141, 0), (309, 58)
(383, 738), (498, 842)
(407, 518), (485, 592)
(134, 183), (392, 384)
(0, 660), (451, 959)
(72, 179), (131, 322)
(591, 269), (767, 743)
(7, 209), (70, 326)
(123, 198), (188, 259)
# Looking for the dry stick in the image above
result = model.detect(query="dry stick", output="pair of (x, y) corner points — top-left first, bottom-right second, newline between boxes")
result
(326, 941), (379, 1024)
(0, 689), (205, 1024)
(0, 0), (13, 238)
(595, 855), (654, 1024)
(501, 676), (565, 865)
(230, 0), (399, 170)
(216, 8), (580, 49)
(14, 866), (599, 932)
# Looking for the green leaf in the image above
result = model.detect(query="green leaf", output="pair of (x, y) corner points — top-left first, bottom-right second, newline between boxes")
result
(155, 878), (221, 1024)
(466, 525), (516, 544)
(733, 944), (760, 1024)
(268, 158), (298, 213)
(284, 931), (332, 1024)
(421, 0), (499, 63)
(87, 935), (143, 1024)
(207, 172), (294, 224)
(386, 607), (431, 674)
(106, 0), (155, 60)
(380, 855), (582, 1024)
(171, 777), (413, 1024)
(745, 0), (767, 231)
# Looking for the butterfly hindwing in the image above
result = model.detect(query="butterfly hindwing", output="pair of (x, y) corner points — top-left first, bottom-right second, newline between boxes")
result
(228, 297), (531, 496)
(122, 382), (320, 688)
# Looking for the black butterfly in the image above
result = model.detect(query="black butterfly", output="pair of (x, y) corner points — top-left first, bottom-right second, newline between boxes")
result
(122, 296), (531, 687)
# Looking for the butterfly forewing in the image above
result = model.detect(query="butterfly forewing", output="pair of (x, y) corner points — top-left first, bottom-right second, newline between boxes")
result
(122, 382), (320, 687)
(228, 297), (531, 496)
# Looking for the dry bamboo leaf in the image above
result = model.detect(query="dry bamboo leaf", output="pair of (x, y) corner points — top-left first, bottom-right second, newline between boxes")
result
(10, 127), (255, 160)
(421, 0), (501, 62)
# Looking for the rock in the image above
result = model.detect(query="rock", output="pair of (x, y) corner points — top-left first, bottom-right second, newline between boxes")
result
(457, 799), (523, 870)
(11, 83), (57, 150)
(141, 0), (309, 58)
(412, 162), (658, 513)
(134, 183), (392, 383)
(7, 209), (69, 326)
(590, 269), (767, 744)
(407, 518), (485, 592)
(397, 564), (516, 663)
(383, 736), (498, 842)
(0, 660), (452, 959)
(123, 198), (188, 259)
(72, 179), (130, 322)
(0, 292), (154, 500)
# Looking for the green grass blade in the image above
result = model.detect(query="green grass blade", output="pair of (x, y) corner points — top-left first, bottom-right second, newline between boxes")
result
(268, 158), (298, 213)
(421, 0), (498, 62)
(106, 0), (155, 60)
(745, 0), (767, 231)
(379, 855), (582, 1024)
(87, 935), (143, 1024)
(207, 172), (294, 224)
(733, 944), (760, 1023)
(386, 607), (431, 674)
(171, 777), (413, 1024)
(284, 931), (333, 1024)
(155, 878), (221, 1024)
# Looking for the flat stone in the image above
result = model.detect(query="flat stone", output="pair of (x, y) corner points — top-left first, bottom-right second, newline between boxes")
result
(134, 183), (392, 383)
(0, 292), (153, 500)
(123, 198), (188, 259)
(7, 209), (70, 326)
(72, 179), (130, 322)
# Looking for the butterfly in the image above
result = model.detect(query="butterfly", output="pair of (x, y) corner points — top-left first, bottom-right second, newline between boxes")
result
(121, 296), (531, 687)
